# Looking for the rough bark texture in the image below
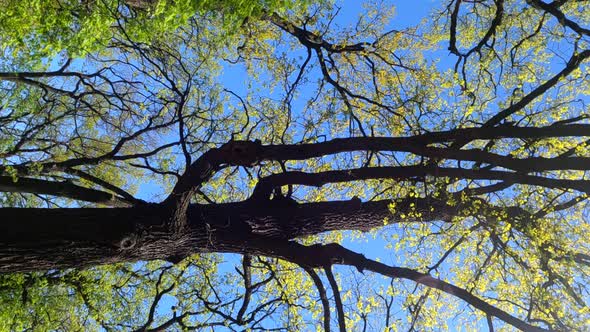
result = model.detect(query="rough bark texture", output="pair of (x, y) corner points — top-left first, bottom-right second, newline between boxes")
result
(0, 197), (461, 273)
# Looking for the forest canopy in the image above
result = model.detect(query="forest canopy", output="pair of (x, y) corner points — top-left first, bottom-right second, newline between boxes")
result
(0, 0), (589, 331)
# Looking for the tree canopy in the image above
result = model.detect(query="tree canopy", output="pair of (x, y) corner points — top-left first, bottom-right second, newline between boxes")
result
(1, 0), (589, 331)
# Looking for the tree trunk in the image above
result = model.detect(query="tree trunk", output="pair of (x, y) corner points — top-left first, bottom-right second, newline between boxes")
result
(0, 198), (458, 273)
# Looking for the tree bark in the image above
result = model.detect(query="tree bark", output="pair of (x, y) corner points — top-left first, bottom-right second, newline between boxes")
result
(0, 197), (461, 273)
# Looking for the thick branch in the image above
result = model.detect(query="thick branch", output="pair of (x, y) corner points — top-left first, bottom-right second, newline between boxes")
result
(0, 176), (132, 207)
(254, 124), (590, 160)
(166, 140), (261, 201)
(527, 0), (590, 36)
(164, 140), (263, 231)
(267, 13), (371, 53)
(251, 166), (590, 200)
(66, 168), (144, 205)
(3, 124), (589, 177)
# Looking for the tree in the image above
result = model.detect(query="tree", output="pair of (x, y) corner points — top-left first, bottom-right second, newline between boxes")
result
(0, 0), (309, 60)
(1, 0), (589, 330)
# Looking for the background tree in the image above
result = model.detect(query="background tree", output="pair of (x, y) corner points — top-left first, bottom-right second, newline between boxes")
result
(1, 0), (589, 330)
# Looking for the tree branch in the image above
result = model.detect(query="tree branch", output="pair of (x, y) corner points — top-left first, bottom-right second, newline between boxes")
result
(0, 176), (133, 207)
(484, 49), (590, 127)
(324, 266), (346, 332)
(271, 242), (549, 332)
(527, 0), (590, 36)
(250, 166), (590, 200)
(301, 266), (331, 332)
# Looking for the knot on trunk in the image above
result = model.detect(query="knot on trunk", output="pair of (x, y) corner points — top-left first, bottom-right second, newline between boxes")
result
(118, 234), (138, 250)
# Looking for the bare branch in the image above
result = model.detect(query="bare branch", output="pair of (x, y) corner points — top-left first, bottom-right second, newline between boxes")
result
(325, 266), (346, 332)
(301, 266), (331, 332)
(0, 176), (133, 207)
(271, 242), (549, 332)
(251, 166), (590, 201)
